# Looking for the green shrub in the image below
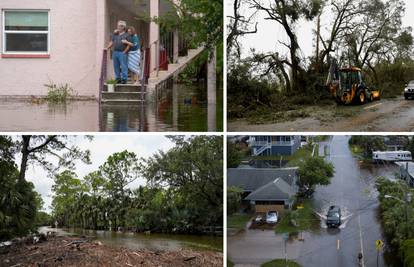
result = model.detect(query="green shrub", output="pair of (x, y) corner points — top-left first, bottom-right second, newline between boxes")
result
(44, 82), (74, 102)
(106, 79), (117, 85)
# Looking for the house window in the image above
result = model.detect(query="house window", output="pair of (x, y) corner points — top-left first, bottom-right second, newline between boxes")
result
(3, 10), (49, 54)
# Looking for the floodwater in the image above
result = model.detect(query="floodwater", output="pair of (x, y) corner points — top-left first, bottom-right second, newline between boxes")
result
(228, 136), (402, 267)
(39, 227), (222, 252)
(0, 84), (222, 132)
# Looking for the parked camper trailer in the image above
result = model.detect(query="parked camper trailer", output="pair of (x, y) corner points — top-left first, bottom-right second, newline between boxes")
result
(372, 151), (412, 162)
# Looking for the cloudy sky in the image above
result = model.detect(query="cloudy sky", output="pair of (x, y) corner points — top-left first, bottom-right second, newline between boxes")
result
(227, 0), (414, 59)
(20, 135), (175, 213)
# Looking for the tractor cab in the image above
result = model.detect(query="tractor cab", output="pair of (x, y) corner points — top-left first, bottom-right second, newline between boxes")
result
(326, 60), (380, 105)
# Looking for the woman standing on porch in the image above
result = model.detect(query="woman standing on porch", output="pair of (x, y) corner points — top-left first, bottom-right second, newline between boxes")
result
(123, 26), (141, 84)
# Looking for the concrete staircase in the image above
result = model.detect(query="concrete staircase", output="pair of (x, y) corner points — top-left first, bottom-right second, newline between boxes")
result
(148, 46), (204, 89)
(101, 84), (145, 104)
(101, 46), (204, 103)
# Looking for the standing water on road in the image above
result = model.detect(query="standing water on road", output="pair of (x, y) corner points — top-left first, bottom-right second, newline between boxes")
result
(39, 227), (222, 252)
(0, 83), (222, 132)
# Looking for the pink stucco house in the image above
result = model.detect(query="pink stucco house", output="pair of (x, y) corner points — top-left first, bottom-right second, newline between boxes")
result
(0, 0), (202, 100)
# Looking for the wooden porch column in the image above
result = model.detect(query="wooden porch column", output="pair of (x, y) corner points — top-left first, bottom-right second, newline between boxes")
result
(149, 0), (160, 78)
(173, 28), (179, 63)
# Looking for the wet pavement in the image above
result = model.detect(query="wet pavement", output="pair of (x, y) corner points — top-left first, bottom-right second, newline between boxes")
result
(228, 97), (414, 132)
(0, 84), (222, 132)
(228, 136), (400, 267)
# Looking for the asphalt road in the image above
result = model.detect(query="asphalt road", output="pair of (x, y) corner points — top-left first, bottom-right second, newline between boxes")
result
(228, 97), (414, 132)
(228, 136), (399, 267)
(295, 136), (395, 267)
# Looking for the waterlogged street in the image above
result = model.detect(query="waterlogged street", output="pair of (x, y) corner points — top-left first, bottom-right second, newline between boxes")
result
(228, 97), (414, 132)
(228, 136), (400, 267)
(0, 84), (222, 132)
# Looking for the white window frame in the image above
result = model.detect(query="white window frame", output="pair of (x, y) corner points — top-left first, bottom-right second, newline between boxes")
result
(2, 9), (50, 55)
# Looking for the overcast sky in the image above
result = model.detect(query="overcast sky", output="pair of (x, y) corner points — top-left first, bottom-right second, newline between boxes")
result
(20, 135), (175, 213)
(227, 0), (414, 59)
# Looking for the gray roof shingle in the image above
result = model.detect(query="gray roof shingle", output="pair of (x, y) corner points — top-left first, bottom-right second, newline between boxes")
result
(227, 167), (298, 192)
(245, 178), (296, 201)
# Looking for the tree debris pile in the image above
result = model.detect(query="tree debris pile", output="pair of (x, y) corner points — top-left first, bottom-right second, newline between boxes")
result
(0, 236), (223, 267)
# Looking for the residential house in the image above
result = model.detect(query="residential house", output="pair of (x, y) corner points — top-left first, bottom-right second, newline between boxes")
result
(384, 136), (408, 151)
(227, 167), (299, 213)
(249, 136), (301, 157)
(0, 0), (203, 101)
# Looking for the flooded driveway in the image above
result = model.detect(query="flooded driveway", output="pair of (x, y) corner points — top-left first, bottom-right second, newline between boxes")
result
(39, 227), (222, 252)
(228, 97), (414, 132)
(228, 136), (400, 267)
(0, 84), (222, 132)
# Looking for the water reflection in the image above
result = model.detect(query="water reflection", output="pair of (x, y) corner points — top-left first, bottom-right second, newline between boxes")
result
(0, 83), (222, 132)
(100, 82), (221, 132)
(39, 227), (222, 252)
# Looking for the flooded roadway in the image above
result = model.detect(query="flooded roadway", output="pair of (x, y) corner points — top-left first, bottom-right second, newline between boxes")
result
(0, 84), (222, 132)
(228, 97), (414, 132)
(228, 136), (400, 267)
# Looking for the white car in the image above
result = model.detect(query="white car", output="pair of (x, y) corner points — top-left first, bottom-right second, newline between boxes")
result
(404, 80), (414, 99)
(266, 211), (278, 224)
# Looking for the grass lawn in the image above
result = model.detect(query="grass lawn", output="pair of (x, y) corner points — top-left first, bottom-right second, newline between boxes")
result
(284, 146), (313, 167)
(275, 200), (318, 234)
(227, 213), (251, 230)
(261, 259), (302, 267)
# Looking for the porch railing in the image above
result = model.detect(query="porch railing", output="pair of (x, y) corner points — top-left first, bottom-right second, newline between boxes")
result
(160, 31), (174, 67)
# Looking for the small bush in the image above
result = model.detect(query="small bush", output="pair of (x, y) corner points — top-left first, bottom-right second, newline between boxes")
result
(44, 82), (74, 102)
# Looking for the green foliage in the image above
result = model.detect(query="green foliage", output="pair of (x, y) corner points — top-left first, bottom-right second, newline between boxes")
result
(297, 157), (334, 195)
(0, 136), (92, 241)
(348, 136), (387, 158)
(227, 186), (243, 215)
(376, 177), (414, 264)
(227, 142), (244, 168)
(35, 211), (52, 227)
(406, 137), (414, 157)
(155, 0), (222, 52)
(44, 82), (75, 102)
(106, 79), (117, 85)
(143, 136), (223, 228)
(227, 213), (251, 230)
(274, 200), (318, 234)
(50, 136), (223, 234)
(402, 239), (414, 267)
(228, 0), (414, 119)
(0, 138), (38, 241)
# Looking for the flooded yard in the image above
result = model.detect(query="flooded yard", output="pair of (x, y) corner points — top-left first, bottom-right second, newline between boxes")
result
(0, 84), (222, 132)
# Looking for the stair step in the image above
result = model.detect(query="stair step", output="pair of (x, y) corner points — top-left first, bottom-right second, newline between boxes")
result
(101, 99), (144, 104)
(102, 91), (145, 100)
(104, 84), (143, 93)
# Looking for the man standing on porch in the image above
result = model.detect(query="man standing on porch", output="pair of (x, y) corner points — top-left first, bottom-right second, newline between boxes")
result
(105, 21), (131, 84)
